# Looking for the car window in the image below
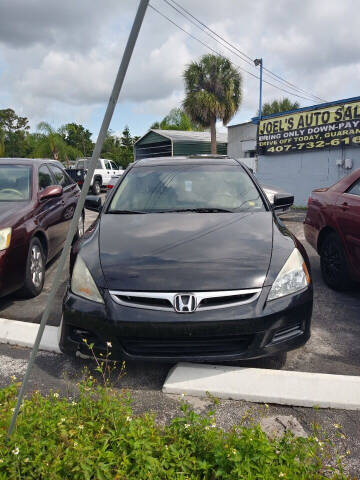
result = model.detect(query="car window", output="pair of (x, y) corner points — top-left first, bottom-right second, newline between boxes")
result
(38, 165), (53, 190)
(109, 165), (266, 213)
(347, 179), (360, 196)
(78, 159), (102, 169)
(111, 161), (118, 170)
(49, 165), (71, 188)
(0, 165), (32, 201)
(105, 160), (112, 170)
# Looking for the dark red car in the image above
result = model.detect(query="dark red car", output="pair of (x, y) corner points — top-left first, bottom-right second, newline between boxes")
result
(304, 169), (360, 290)
(0, 158), (84, 298)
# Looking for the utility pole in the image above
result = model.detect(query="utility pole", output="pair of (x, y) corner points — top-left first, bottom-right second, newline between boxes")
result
(254, 58), (263, 119)
(8, 0), (149, 437)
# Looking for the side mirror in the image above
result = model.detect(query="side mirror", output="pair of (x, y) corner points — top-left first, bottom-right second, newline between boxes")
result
(85, 195), (102, 212)
(273, 193), (294, 210)
(39, 185), (63, 201)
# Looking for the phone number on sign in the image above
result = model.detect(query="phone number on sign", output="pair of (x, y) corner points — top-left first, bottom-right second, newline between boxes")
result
(263, 136), (360, 153)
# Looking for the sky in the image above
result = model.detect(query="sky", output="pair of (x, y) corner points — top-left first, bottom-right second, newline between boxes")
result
(0, 0), (359, 139)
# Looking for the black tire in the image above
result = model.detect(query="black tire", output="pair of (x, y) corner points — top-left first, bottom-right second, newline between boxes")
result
(320, 232), (351, 290)
(92, 180), (101, 195)
(20, 238), (46, 298)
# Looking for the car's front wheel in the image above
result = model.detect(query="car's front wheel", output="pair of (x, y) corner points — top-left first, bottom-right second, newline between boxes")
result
(320, 232), (351, 290)
(21, 238), (46, 298)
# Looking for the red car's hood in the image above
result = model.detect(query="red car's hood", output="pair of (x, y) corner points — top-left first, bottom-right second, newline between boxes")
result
(0, 202), (30, 227)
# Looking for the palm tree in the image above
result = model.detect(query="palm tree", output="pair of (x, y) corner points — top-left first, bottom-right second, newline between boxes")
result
(261, 98), (300, 116)
(183, 54), (242, 154)
(0, 129), (5, 157)
(34, 122), (80, 164)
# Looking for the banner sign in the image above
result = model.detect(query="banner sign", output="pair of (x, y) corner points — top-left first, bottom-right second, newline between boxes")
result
(257, 99), (360, 155)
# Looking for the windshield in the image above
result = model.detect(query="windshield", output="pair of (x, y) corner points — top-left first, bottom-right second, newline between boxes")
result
(77, 158), (102, 169)
(108, 164), (265, 213)
(0, 165), (32, 201)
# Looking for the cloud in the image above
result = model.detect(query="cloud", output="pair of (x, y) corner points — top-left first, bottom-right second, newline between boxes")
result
(0, 0), (359, 135)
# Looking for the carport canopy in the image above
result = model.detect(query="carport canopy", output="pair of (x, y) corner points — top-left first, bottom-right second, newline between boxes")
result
(134, 129), (228, 160)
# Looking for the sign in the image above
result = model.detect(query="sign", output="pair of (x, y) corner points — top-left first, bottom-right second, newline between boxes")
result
(257, 99), (360, 155)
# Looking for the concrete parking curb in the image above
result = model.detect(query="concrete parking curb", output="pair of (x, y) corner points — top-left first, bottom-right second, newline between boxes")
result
(0, 318), (61, 354)
(163, 362), (360, 410)
(2, 321), (360, 411)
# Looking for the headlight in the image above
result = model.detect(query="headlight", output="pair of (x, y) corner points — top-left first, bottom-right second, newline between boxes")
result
(268, 248), (310, 301)
(0, 228), (12, 251)
(71, 255), (104, 303)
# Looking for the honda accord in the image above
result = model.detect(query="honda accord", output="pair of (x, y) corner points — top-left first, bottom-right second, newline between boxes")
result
(60, 156), (313, 363)
(0, 158), (84, 298)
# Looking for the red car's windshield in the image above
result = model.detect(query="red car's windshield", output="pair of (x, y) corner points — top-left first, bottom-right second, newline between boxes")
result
(0, 165), (32, 202)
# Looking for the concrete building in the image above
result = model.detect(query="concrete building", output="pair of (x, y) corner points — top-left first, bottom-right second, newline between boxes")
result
(227, 121), (257, 171)
(228, 96), (360, 205)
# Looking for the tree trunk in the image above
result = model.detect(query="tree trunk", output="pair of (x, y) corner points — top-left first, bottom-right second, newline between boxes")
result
(210, 116), (217, 154)
(53, 148), (59, 161)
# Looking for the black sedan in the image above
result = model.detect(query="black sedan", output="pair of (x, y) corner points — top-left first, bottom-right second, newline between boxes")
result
(60, 156), (312, 363)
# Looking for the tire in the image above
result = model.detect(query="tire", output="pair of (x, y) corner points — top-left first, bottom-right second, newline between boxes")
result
(92, 180), (101, 195)
(320, 232), (351, 290)
(20, 238), (46, 298)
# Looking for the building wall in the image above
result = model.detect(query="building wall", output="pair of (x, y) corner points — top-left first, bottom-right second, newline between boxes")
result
(228, 123), (257, 157)
(228, 122), (257, 171)
(256, 147), (360, 205)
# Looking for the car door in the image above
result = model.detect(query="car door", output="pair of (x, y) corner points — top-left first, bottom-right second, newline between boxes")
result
(36, 164), (65, 259)
(103, 160), (114, 185)
(110, 161), (119, 177)
(335, 177), (360, 276)
(48, 164), (80, 249)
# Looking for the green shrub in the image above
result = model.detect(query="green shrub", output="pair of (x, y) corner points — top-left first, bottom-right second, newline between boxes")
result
(0, 380), (349, 479)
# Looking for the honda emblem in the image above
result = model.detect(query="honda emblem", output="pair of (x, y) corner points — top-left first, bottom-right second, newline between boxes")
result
(174, 294), (197, 313)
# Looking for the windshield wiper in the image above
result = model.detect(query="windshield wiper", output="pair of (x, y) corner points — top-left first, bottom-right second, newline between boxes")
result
(164, 208), (233, 213)
(108, 209), (148, 214)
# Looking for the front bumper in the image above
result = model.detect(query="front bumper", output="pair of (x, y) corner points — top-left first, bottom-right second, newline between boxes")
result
(60, 284), (313, 362)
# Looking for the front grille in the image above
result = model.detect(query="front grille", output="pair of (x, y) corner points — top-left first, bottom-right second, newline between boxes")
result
(116, 295), (172, 309)
(271, 321), (303, 344)
(121, 334), (254, 357)
(199, 292), (256, 309)
(109, 288), (261, 312)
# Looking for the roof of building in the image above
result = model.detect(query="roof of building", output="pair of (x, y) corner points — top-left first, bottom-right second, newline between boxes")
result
(136, 129), (228, 144)
(227, 121), (256, 129)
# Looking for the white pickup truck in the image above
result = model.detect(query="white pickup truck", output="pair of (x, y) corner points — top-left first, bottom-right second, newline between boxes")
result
(75, 158), (122, 195)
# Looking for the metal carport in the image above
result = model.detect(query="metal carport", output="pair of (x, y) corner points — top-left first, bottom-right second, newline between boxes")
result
(134, 129), (227, 160)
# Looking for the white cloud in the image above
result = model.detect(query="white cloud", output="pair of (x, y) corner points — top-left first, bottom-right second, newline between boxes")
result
(0, 0), (359, 133)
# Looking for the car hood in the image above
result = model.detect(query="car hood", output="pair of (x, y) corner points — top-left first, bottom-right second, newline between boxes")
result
(99, 211), (274, 291)
(0, 201), (28, 227)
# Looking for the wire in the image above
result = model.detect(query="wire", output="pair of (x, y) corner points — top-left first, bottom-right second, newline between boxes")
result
(161, 0), (326, 103)
(149, 4), (319, 102)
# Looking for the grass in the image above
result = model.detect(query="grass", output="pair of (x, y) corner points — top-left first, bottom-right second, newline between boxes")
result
(0, 375), (351, 480)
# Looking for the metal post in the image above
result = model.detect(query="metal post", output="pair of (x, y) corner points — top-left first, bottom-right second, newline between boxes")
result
(8, 0), (149, 437)
(254, 58), (263, 119)
(259, 59), (263, 119)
